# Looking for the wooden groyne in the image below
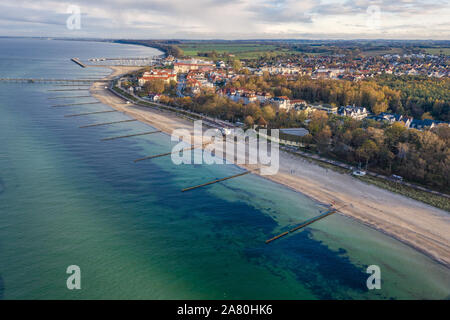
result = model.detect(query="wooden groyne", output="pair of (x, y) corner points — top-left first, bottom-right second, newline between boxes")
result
(181, 171), (251, 192)
(80, 119), (137, 128)
(53, 84), (91, 87)
(101, 130), (161, 141)
(265, 232), (290, 244)
(71, 58), (87, 68)
(134, 143), (210, 163)
(48, 89), (90, 92)
(134, 151), (174, 162)
(65, 110), (118, 117)
(51, 102), (101, 108)
(48, 96), (92, 100)
(265, 205), (346, 244)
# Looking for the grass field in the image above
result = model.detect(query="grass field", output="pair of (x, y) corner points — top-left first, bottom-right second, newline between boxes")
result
(424, 48), (450, 56)
(179, 42), (293, 59)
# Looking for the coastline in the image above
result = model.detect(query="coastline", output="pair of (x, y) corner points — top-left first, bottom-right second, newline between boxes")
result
(91, 66), (450, 269)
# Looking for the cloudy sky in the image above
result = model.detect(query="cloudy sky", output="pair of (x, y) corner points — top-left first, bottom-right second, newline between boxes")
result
(1, 0), (449, 39)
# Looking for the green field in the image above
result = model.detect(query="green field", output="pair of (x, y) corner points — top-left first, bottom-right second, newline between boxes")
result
(424, 48), (450, 56)
(179, 42), (293, 60)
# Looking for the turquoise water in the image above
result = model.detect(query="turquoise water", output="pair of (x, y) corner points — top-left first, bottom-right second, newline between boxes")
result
(0, 39), (449, 300)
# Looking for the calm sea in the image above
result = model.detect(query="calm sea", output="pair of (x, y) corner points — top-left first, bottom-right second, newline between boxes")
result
(0, 38), (448, 299)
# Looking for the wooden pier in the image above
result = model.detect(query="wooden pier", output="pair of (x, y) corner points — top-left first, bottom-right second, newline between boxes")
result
(65, 110), (118, 117)
(80, 119), (137, 128)
(101, 130), (161, 141)
(181, 171), (251, 192)
(51, 102), (101, 108)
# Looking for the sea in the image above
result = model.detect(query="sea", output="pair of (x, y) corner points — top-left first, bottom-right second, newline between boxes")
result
(0, 38), (448, 299)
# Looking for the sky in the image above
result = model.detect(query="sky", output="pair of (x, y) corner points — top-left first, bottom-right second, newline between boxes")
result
(0, 0), (449, 39)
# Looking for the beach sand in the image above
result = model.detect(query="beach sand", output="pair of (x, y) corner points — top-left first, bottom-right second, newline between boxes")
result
(91, 67), (450, 268)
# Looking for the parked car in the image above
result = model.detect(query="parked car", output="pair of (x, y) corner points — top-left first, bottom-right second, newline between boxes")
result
(352, 170), (366, 176)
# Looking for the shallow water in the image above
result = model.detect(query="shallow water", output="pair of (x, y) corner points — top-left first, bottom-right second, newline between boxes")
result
(0, 38), (449, 299)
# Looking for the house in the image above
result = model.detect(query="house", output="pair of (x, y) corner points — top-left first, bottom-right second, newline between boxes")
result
(310, 103), (338, 114)
(138, 69), (177, 86)
(410, 119), (449, 130)
(369, 113), (413, 128)
(219, 88), (258, 104)
(338, 105), (369, 120)
(290, 99), (308, 109)
(271, 96), (291, 111)
(174, 59), (215, 73)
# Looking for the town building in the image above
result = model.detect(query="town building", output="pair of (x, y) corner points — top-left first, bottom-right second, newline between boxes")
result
(138, 69), (177, 86)
(271, 96), (291, 111)
(310, 103), (338, 114)
(174, 59), (215, 73)
(338, 105), (369, 120)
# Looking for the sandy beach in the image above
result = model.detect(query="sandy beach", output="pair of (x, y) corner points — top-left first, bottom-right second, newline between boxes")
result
(91, 67), (450, 268)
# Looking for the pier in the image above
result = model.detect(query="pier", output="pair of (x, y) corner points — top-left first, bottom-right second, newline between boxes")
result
(71, 58), (87, 68)
(181, 171), (251, 192)
(80, 119), (137, 128)
(0, 78), (106, 84)
(102, 130), (161, 141)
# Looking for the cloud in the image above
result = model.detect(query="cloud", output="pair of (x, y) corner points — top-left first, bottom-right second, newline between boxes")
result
(0, 0), (448, 39)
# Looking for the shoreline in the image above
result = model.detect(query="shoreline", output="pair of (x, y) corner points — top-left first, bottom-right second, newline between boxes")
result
(90, 66), (450, 269)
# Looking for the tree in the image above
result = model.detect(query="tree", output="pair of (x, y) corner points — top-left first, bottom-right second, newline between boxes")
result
(308, 111), (328, 135)
(372, 101), (388, 114)
(144, 79), (165, 94)
(262, 105), (276, 121)
(244, 115), (254, 127)
(357, 139), (379, 168)
(257, 116), (267, 128)
(232, 59), (242, 72)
